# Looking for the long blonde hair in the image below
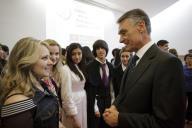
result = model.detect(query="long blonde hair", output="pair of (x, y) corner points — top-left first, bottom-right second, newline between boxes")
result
(41, 39), (62, 87)
(0, 37), (41, 102)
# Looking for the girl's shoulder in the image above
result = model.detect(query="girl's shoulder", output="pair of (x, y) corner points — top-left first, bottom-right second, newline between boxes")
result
(4, 93), (29, 105)
(62, 64), (71, 72)
(1, 94), (35, 118)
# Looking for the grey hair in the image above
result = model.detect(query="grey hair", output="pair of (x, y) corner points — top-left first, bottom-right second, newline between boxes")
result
(117, 8), (151, 34)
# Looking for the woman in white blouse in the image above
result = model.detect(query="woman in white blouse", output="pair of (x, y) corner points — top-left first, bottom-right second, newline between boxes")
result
(62, 43), (87, 128)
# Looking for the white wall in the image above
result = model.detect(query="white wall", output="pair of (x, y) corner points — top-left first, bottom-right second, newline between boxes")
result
(104, 0), (192, 59)
(104, 10), (124, 60)
(0, 0), (46, 50)
(45, 0), (123, 60)
(46, 0), (105, 48)
(109, 0), (192, 57)
(0, 0), (191, 57)
(151, 0), (192, 55)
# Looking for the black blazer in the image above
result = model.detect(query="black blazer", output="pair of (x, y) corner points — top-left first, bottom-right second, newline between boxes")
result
(113, 44), (185, 128)
(112, 64), (124, 97)
(85, 59), (114, 128)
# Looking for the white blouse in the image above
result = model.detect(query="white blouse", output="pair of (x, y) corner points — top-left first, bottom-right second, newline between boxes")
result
(60, 64), (86, 116)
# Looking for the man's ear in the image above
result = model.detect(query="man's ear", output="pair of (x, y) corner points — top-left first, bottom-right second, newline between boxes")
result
(137, 20), (145, 33)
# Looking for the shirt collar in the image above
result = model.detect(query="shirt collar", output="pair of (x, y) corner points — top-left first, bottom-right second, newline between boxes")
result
(96, 57), (106, 64)
(121, 64), (127, 71)
(136, 40), (154, 59)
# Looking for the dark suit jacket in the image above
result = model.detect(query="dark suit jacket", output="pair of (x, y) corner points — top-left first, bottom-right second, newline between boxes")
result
(85, 59), (114, 128)
(112, 64), (124, 97)
(113, 44), (185, 128)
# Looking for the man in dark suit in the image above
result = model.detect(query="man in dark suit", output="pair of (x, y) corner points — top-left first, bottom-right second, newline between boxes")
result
(103, 8), (185, 128)
(85, 39), (114, 128)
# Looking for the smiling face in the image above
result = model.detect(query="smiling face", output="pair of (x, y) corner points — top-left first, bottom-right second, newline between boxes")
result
(118, 19), (145, 52)
(121, 51), (131, 66)
(48, 45), (60, 65)
(32, 45), (53, 79)
(71, 48), (82, 64)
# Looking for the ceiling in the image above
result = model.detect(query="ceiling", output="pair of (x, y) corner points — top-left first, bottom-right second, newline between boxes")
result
(76, 0), (179, 17)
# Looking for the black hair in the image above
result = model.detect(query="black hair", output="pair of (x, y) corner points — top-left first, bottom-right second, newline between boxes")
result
(66, 43), (85, 81)
(61, 48), (66, 56)
(184, 53), (192, 61)
(157, 40), (169, 46)
(117, 8), (151, 34)
(112, 48), (120, 57)
(92, 39), (109, 57)
(82, 46), (94, 65)
(1, 44), (9, 55)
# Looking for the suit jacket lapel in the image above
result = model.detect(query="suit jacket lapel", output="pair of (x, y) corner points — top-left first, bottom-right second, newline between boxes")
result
(91, 59), (111, 85)
(124, 44), (158, 92)
(118, 67), (129, 94)
(124, 59), (151, 91)
(95, 60), (102, 81)
(90, 59), (102, 85)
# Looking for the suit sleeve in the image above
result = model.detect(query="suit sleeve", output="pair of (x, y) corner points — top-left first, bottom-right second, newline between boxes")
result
(118, 57), (185, 128)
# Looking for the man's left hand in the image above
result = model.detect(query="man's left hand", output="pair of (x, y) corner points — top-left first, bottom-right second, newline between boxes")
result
(103, 107), (119, 127)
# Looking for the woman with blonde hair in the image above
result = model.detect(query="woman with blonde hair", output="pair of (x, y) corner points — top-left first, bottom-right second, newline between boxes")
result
(0, 37), (59, 128)
(41, 39), (63, 95)
(42, 39), (80, 128)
